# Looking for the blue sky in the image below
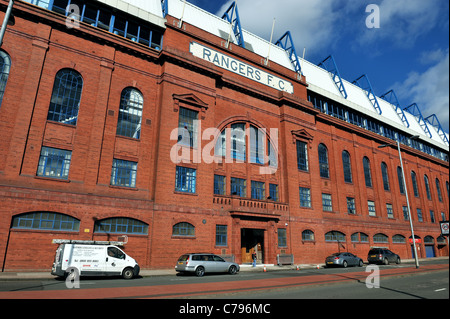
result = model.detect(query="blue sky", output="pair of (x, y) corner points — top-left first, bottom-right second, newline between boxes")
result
(189, 0), (449, 133)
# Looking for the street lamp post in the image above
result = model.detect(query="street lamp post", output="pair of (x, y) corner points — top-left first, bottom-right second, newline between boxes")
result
(379, 136), (420, 269)
(0, 0), (15, 47)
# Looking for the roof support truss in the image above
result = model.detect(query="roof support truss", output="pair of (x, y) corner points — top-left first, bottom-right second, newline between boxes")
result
(318, 55), (347, 99)
(161, 0), (168, 18)
(404, 103), (432, 138)
(222, 1), (245, 48)
(425, 114), (449, 145)
(275, 31), (302, 75)
(352, 74), (382, 115)
(380, 90), (410, 128)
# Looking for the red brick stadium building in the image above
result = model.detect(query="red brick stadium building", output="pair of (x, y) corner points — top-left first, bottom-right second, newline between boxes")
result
(0, 0), (448, 271)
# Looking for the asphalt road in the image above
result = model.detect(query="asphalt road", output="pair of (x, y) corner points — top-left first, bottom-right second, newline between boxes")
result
(0, 259), (447, 300)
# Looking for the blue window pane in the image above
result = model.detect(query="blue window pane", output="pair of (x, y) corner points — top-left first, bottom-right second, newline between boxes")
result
(251, 181), (265, 200)
(94, 217), (148, 234)
(12, 212), (80, 231)
(111, 159), (137, 188)
(47, 69), (83, 125)
(175, 166), (197, 193)
(37, 147), (72, 179)
(216, 225), (227, 246)
(231, 177), (246, 197)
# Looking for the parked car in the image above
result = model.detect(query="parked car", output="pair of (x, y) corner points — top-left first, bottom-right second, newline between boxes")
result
(175, 253), (240, 277)
(367, 248), (401, 265)
(325, 252), (364, 268)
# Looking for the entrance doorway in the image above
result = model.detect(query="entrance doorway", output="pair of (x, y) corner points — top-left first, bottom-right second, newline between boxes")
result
(241, 229), (264, 264)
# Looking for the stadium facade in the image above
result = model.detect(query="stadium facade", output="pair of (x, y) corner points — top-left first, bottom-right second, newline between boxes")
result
(0, 0), (448, 271)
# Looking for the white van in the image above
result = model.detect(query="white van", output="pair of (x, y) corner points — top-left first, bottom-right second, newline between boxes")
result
(51, 240), (140, 279)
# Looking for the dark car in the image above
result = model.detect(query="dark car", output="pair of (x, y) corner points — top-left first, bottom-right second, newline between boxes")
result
(367, 248), (401, 265)
(325, 252), (364, 268)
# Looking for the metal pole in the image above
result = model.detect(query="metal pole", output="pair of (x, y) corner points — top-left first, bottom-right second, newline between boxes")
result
(397, 140), (419, 268)
(0, 0), (14, 47)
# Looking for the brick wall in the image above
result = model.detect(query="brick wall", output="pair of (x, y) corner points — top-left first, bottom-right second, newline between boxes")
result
(0, 2), (448, 271)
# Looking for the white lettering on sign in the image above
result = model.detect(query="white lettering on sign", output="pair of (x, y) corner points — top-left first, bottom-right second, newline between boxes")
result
(190, 42), (294, 94)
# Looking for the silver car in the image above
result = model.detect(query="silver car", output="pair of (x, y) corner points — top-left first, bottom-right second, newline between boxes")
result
(175, 253), (240, 277)
(325, 252), (364, 268)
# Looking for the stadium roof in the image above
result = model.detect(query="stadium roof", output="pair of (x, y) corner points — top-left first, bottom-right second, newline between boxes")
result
(103, 0), (449, 151)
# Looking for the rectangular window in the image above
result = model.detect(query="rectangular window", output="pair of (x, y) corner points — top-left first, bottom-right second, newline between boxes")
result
(417, 208), (423, 222)
(322, 193), (333, 212)
(296, 141), (308, 171)
(178, 107), (198, 148)
(175, 166), (196, 193)
(300, 187), (311, 208)
(386, 203), (394, 219)
(37, 147), (72, 180)
(346, 197), (356, 214)
(215, 225), (228, 246)
(250, 126), (264, 164)
(403, 206), (409, 220)
(430, 210), (435, 223)
(231, 177), (246, 197)
(111, 159), (138, 188)
(231, 123), (246, 162)
(368, 200), (376, 217)
(251, 181), (265, 200)
(269, 184), (279, 202)
(278, 229), (287, 247)
(214, 175), (226, 195)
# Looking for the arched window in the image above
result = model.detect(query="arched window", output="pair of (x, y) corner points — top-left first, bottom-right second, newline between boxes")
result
(381, 162), (390, 191)
(342, 151), (352, 183)
(373, 233), (389, 243)
(302, 230), (315, 241)
(351, 232), (369, 243)
(397, 167), (405, 194)
(214, 122), (276, 167)
(47, 69), (83, 125)
(12, 212), (80, 231)
(94, 217), (148, 234)
(435, 178), (443, 202)
(325, 231), (346, 242)
(363, 157), (372, 187)
(117, 87), (144, 139)
(392, 234), (406, 244)
(411, 171), (419, 197)
(172, 222), (195, 237)
(0, 50), (11, 107)
(318, 144), (329, 178)
(424, 175), (432, 200)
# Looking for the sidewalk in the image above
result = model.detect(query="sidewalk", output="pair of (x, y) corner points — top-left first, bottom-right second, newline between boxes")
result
(0, 257), (447, 281)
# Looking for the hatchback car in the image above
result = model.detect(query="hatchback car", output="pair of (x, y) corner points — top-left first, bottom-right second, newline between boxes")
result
(175, 253), (240, 277)
(325, 252), (364, 268)
(367, 248), (401, 265)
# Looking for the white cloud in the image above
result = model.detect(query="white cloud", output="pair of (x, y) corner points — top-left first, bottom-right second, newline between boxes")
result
(395, 50), (449, 132)
(215, 0), (345, 57)
(358, 0), (443, 48)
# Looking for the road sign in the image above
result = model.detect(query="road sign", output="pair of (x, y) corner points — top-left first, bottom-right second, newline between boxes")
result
(440, 221), (449, 236)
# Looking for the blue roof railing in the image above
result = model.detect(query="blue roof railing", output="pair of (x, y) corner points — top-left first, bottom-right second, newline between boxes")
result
(404, 103), (432, 138)
(222, 1), (245, 48)
(352, 74), (382, 115)
(380, 90), (410, 128)
(425, 114), (449, 145)
(318, 55), (347, 99)
(275, 31), (302, 76)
